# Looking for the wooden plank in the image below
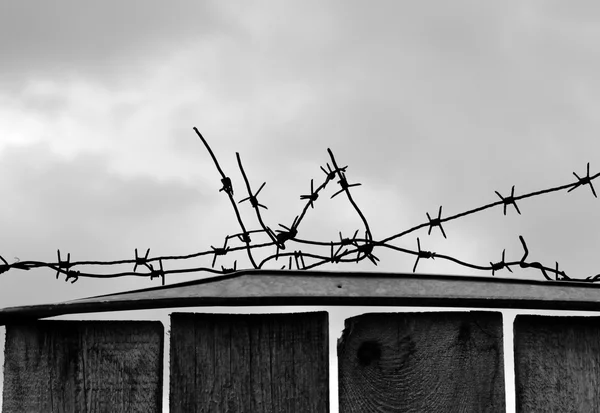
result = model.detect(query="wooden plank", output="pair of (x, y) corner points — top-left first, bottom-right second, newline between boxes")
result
(169, 311), (329, 412)
(338, 311), (505, 412)
(514, 315), (600, 412)
(2, 321), (163, 413)
(3, 270), (600, 323)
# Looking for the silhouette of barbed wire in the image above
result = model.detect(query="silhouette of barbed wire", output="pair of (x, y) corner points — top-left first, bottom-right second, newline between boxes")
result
(1, 128), (599, 284)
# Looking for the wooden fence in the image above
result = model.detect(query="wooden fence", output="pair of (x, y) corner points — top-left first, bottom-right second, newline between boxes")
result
(3, 271), (600, 412)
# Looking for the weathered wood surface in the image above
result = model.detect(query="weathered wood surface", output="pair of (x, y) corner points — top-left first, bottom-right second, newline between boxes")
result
(3, 271), (600, 324)
(338, 311), (505, 412)
(170, 311), (329, 412)
(514, 315), (600, 412)
(2, 321), (163, 413)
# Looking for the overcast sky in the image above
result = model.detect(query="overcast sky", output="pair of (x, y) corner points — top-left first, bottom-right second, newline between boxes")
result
(1, 1), (600, 411)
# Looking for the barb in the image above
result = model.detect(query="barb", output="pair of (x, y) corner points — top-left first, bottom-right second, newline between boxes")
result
(412, 238), (435, 273)
(237, 153), (269, 214)
(133, 248), (151, 272)
(341, 230), (358, 245)
(193, 128), (258, 269)
(238, 182), (268, 210)
(236, 152), (277, 249)
(568, 162), (597, 198)
(55, 250), (73, 280)
(220, 177), (233, 196)
(64, 270), (80, 284)
(300, 179), (319, 209)
(3, 133), (599, 285)
(320, 163), (347, 182)
(330, 171), (362, 199)
(225, 229), (268, 245)
(211, 243), (230, 268)
(554, 261), (569, 281)
(294, 169), (336, 235)
(221, 260), (237, 274)
(495, 186), (521, 216)
(0, 255), (9, 275)
(490, 249), (512, 276)
(329, 242), (345, 264)
(293, 250), (306, 270)
(327, 148), (372, 241)
(147, 259), (165, 286)
(355, 231), (379, 265)
(267, 216), (299, 251)
(426, 206), (447, 238)
(380, 162), (600, 245)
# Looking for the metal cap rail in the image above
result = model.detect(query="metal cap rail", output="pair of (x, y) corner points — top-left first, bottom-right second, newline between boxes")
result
(2, 270), (600, 324)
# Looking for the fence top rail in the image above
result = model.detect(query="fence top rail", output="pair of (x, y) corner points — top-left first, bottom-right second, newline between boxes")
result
(1, 270), (600, 325)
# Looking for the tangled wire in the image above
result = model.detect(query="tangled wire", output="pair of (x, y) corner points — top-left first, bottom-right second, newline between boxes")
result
(1, 128), (598, 285)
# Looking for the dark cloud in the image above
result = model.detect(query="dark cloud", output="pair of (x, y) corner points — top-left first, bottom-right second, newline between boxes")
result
(0, 0), (224, 88)
(155, 0), (600, 187)
(1, 1), (599, 286)
(0, 142), (217, 306)
(4, 4), (600, 410)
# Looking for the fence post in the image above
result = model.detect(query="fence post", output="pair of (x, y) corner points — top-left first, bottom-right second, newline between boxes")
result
(338, 311), (505, 412)
(169, 311), (329, 412)
(2, 320), (164, 413)
(514, 315), (600, 412)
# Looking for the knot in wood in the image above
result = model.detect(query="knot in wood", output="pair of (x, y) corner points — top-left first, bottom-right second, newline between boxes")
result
(357, 340), (381, 367)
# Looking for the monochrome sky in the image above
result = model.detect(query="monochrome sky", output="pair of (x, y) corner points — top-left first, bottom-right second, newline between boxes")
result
(1, 1), (600, 411)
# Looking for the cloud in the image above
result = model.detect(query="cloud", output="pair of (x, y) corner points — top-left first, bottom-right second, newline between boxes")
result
(4, 0), (598, 182)
(0, 0), (225, 87)
(1, 0), (599, 287)
(4, 4), (600, 411)
(0, 142), (218, 306)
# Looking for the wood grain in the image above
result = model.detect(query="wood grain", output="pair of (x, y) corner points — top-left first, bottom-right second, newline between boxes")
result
(2, 320), (163, 413)
(338, 311), (505, 412)
(514, 315), (600, 412)
(169, 311), (329, 412)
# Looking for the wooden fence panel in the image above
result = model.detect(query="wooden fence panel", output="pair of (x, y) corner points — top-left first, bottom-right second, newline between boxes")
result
(170, 311), (329, 412)
(514, 315), (600, 412)
(338, 311), (505, 413)
(2, 320), (163, 413)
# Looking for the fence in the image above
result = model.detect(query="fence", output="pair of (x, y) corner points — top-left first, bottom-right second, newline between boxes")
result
(3, 270), (600, 412)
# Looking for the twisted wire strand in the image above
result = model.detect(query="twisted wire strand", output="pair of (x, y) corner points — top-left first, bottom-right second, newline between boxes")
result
(1, 130), (598, 285)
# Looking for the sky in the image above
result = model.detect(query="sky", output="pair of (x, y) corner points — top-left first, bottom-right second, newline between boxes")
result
(1, 1), (600, 411)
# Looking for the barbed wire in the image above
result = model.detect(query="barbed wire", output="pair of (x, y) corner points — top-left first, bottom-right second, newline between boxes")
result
(1, 128), (599, 285)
